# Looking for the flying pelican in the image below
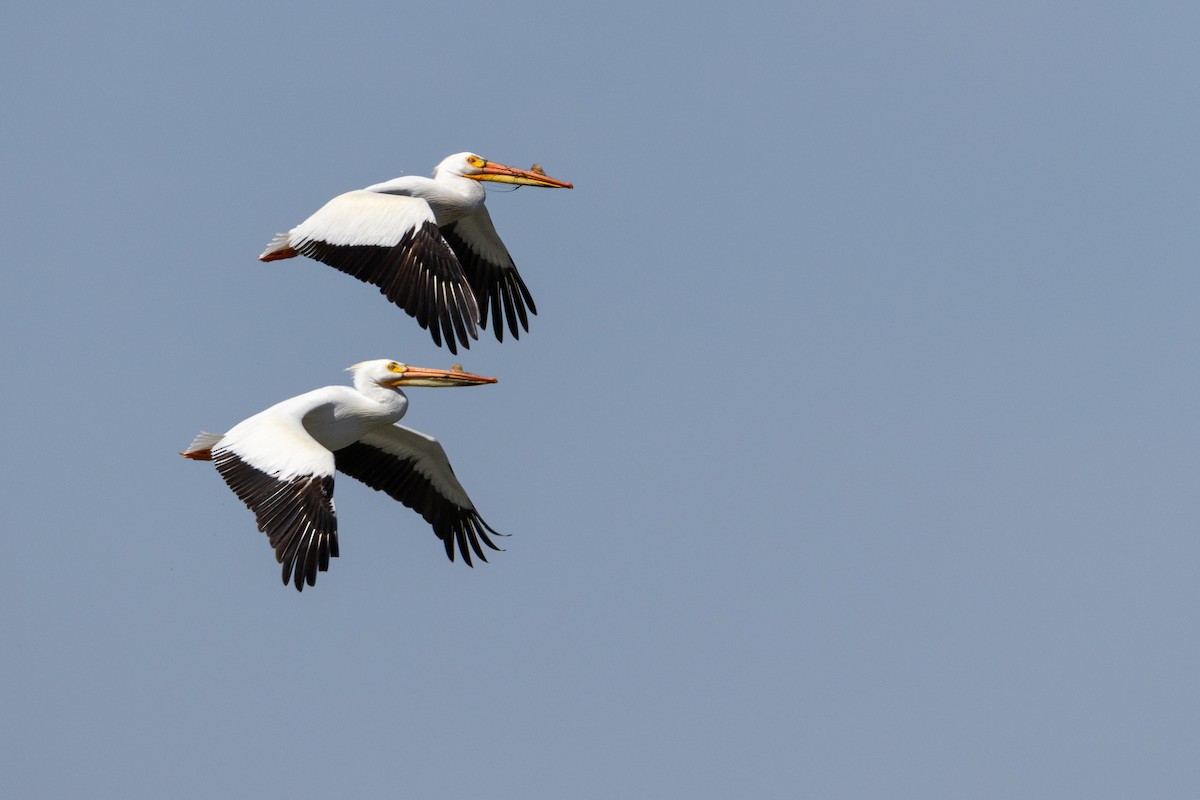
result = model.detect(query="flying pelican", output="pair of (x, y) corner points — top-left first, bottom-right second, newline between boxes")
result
(260, 153), (573, 354)
(181, 359), (503, 591)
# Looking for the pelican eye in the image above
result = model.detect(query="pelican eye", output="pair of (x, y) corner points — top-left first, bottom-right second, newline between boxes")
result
(386, 362), (405, 373)
(467, 155), (485, 167)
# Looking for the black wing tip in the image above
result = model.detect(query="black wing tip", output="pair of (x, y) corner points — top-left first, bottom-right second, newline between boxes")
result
(281, 543), (331, 591)
(438, 515), (507, 566)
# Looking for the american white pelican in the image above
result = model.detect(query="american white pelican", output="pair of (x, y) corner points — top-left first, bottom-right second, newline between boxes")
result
(181, 359), (503, 591)
(260, 153), (573, 354)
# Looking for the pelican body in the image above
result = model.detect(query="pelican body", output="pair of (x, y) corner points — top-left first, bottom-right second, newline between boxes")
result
(182, 359), (503, 591)
(260, 153), (572, 354)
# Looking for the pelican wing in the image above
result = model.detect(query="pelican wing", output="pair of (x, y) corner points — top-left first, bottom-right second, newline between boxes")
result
(334, 424), (502, 566)
(284, 191), (481, 353)
(211, 411), (339, 591)
(440, 208), (537, 342)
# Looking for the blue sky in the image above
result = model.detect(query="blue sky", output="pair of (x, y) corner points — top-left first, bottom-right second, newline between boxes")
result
(3, 2), (1200, 797)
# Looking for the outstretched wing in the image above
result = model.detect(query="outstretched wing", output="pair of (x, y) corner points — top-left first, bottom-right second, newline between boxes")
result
(334, 424), (503, 566)
(441, 207), (537, 342)
(267, 190), (481, 353)
(211, 410), (339, 591)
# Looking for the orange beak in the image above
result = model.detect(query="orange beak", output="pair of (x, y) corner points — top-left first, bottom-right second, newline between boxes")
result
(472, 160), (574, 189)
(383, 364), (498, 388)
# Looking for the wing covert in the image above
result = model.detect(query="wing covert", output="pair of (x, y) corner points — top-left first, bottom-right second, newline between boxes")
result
(288, 191), (481, 353)
(211, 412), (340, 591)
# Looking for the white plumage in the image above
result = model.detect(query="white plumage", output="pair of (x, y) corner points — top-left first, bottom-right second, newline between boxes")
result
(182, 359), (503, 591)
(260, 152), (572, 353)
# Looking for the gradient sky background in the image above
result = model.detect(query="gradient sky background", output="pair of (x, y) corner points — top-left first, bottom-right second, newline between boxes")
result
(4, 2), (1200, 797)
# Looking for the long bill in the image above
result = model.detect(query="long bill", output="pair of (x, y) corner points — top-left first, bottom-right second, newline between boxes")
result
(472, 161), (574, 189)
(385, 364), (499, 388)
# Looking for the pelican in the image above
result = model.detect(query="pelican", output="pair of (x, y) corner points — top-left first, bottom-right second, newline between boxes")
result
(181, 359), (503, 591)
(260, 153), (573, 354)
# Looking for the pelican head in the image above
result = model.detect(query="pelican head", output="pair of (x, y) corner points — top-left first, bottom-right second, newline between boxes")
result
(348, 359), (498, 388)
(435, 152), (573, 189)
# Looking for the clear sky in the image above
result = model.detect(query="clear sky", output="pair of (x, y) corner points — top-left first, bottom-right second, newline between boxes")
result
(3, 1), (1199, 797)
